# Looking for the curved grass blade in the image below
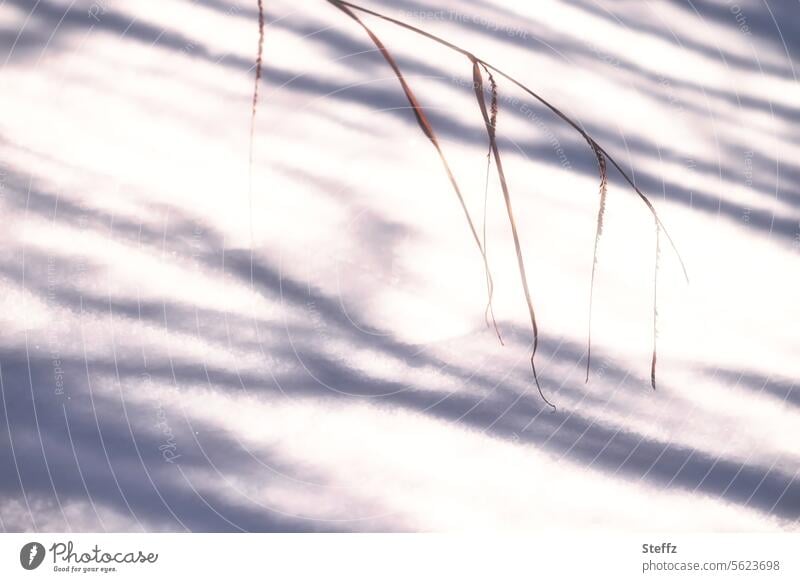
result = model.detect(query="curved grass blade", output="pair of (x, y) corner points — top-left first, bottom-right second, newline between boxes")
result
(472, 60), (555, 411)
(481, 65), (502, 343)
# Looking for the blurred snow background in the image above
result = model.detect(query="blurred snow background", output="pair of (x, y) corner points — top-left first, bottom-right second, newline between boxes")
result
(0, 0), (798, 531)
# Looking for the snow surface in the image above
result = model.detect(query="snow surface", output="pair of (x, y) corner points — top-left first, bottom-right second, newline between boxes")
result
(0, 0), (798, 531)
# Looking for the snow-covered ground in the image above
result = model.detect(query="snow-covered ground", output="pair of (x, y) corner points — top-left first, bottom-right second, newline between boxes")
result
(0, 0), (798, 532)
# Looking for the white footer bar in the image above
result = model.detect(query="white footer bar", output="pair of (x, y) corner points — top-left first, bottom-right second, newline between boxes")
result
(1, 533), (798, 580)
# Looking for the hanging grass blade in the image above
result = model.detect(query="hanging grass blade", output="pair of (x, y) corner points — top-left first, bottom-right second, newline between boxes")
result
(481, 152), (503, 344)
(585, 138), (607, 383)
(250, 0), (265, 158)
(651, 223), (661, 390)
(247, 0), (266, 264)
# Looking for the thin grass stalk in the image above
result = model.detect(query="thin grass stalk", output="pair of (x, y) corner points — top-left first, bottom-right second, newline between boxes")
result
(327, 0), (687, 394)
(481, 66), (502, 343)
(585, 138), (607, 382)
(472, 60), (555, 410)
(250, 0), (265, 161)
(247, 0), (266, 278)
(328, 0), (503, 343)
